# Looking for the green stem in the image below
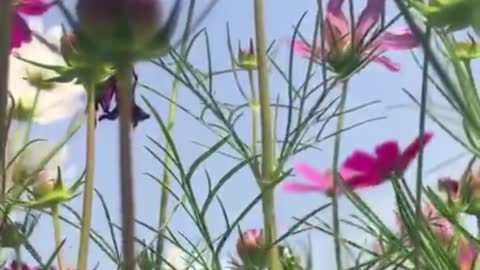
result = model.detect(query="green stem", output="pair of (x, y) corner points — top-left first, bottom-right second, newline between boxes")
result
(77, 82), (97, 270)
(15, 247), (22, 270)
(155, 2), (196, 268)
(248, 70), (260, 177)
(253, 1), (282, 270)
(0, 0), (13, 200)
(332, 81), (349, 270)
(52, 205), (65, 270)
(413, 26), (430, 268)
(117, 64), (136, 270)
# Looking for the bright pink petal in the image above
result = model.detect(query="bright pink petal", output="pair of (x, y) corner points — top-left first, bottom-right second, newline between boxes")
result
(398, 132), (433, 172)
(347, 172), (382, 189)
(282, 182), (327, 193)
(11, 13), (32, 48)
(326, 0), (350, 39)
(377, 28), (420, 51)
(372, 56), (401, 72)
(16, 0), (52, 15)
(374, 141), (400, 176)
(343, 151), (376, 173)
(292, 40), (313, 57)
(295, 163), (332, 190)
(355, 0), (384, 40)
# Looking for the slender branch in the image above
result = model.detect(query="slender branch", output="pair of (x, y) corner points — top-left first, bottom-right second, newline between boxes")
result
(156, 1), (196, 269)
(413, 26), (430, 268)
(77, 82), (97, 270)
(332, 81), (349, 270)
(52, 205), (65, 270)
(253, 0), (282, 269)
(248, 70), (260, 177)
(0, 0), (13, 200)
(117, 64), (136, 270)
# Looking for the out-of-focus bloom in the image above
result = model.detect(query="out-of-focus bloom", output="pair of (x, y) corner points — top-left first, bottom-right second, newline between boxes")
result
(283, 133), (433, 195)
(7, 128), (67, 187)
(282, 163), (358, 195)
(236, 39), (257, 70)
(11, 0), (52, 49)
(342, 132), (433, 189)
(409, 0), (476, 32)
(76, 0), (181, 63)
(459, 240), (477, 270)
(396, 204), (453, 246)
(9, 22), (86, 124)
(292, 0), (419, 78)
(438, 167), (480, 215)
(95, 72), (150, 127)
(2, 261), (76, 270)
(236, 229), (266, 268)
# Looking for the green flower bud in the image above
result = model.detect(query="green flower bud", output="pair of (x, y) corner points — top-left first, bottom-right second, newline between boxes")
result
(0, 222), (27, 248)
(236, 39), (257, 70)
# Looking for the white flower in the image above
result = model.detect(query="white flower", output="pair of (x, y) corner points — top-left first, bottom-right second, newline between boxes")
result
(8, 19), (86, 124)
(6, 127), (68, 188)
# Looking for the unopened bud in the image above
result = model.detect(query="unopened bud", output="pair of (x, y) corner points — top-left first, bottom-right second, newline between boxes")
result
(0, 222), (27, 248)
(236, 39), (257, 70)
(236, 229), (266, 268)
(32, 170), (56, 198)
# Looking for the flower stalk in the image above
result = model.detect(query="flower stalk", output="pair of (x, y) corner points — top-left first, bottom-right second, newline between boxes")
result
(156, 1), (196, 269)
(77, 81), (97, 270)
(331, 81), (349, 270)
(0, 0), (13, 199)
(248, 70), (260, 175)
(253, 0), (282, 270)
(117, 63), (136, 270)
(52, 205), (65, 270)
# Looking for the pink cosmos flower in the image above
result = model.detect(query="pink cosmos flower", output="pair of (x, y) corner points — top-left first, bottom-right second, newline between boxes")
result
(11, 0), (52, 49)
(459, 241), (477, 270)
(292, 0), (419, 76)
(283, 133), (433, 195)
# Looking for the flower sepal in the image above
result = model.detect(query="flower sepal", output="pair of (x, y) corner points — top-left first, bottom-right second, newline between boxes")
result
(235, 39), (258, 70)
(14, 168), (80, 209)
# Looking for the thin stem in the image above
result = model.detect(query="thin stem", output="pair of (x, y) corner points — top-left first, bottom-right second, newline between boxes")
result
(52, 205), (65, 270)
(414, 26), (430, 268)
(15, 247), (22, 270)
(248, 70), (260, 176)
(332, 81), (349, 270)
(0, 0), (13, 199)
(253, 0), (282, 270)
(117, 64), (136, 270)
(156, 1), (196, 268)
(77, 82), (97, 270)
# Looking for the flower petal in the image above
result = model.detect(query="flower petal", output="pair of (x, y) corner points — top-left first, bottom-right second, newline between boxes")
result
(17, 0), (52, 15)
(343, 151), (376, 173)
(292, 40), (313, 57)
(282, 182), (327, 193)
(377, 28), (420, 51)
(326, 0), (349, 33)
(355, 0), (384, 39)
(374, 141), (400, 175)
(372, 56), (401, 72)
(398, 132), (433, 172)
(11, 13), (32, 48)
(294, 163), (332, 189)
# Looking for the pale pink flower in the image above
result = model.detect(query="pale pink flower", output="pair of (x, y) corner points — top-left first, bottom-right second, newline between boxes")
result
(292, 0), (419, 76)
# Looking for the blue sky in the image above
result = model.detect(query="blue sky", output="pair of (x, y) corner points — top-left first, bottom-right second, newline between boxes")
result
(24, 0), (473, 269)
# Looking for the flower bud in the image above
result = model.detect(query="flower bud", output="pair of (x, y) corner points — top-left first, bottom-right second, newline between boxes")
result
(76, 0), (180, 62)
(236, 39), (257, 70)
(77, 0), (162, 47)
(31, 170), (56, 198)
(236, 229), (266, 268)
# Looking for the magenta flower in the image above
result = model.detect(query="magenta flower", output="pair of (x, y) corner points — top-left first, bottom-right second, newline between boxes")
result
(283, 133), (433, 195)
(11, 0), (52, 49)
(342, 132), (433, 189)
(292, 0), (419, 77)
(283, 163), (358, 195)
